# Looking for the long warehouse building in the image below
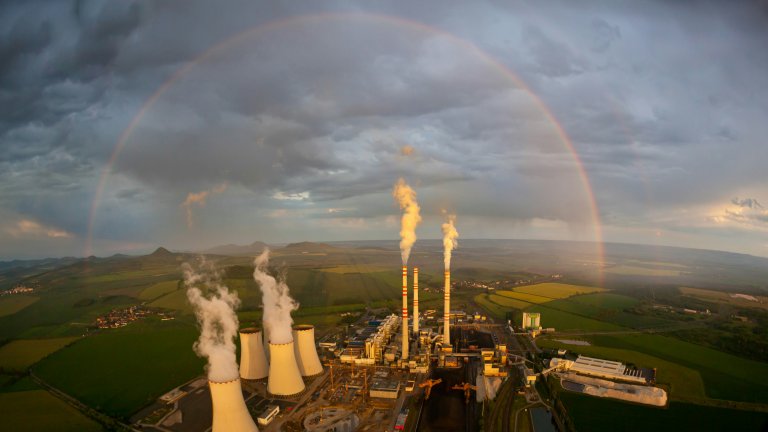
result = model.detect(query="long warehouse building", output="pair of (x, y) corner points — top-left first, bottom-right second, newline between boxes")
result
(551, 355), (653, 384)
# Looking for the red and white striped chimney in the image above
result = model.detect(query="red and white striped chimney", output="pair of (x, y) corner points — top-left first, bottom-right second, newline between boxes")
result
(413, 267), (419, 335)
(402, 265), (409, 360)
(443, 270), (450, 347)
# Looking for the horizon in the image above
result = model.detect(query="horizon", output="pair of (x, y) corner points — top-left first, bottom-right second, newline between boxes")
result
(4, 236), (767, 263)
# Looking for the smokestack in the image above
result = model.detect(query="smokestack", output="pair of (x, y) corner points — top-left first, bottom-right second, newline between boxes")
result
(267, 341), (306, 397)
(239, 328), (268, 381)
(402, 265), (409, 360)
(444, 270), (450, 346)
(209, 379), (259, 432)
(441, 213), (458, 348)
(413, 267), (419, 335)
(293, 325), (323, 377)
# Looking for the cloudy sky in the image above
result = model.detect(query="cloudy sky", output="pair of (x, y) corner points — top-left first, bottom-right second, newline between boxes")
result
(2, 0), (768, 260)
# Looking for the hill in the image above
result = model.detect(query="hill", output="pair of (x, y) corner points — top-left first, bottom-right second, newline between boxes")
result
(201, 241), (270, 256)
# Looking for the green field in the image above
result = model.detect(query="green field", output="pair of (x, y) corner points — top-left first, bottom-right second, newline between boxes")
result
(138, 281), (180, 300)
(0, 337), (80, 371)
(0, 295), (39, 317)
(34, 318), (204, 418)
(487, 293), (535, 309)
(512, 282), (606, 299)
(0, 390), (103, 432)
(604, 264), (683, 277)
(680, 287), (768, 311)
(537, 294), (674, 329)
(474, 293), (507, 320)
(496, 291), (552, 304)
(318, 264), (388, 273)
(148, 288), (192, 312)
(560, 391), (768, 432)
(526, 304), (625, 331)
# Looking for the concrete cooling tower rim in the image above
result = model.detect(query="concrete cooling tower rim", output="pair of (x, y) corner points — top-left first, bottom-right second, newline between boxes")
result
(293, 324), (314, 331)
(239, 327), (262, 334)
(209, 378), (240, 385)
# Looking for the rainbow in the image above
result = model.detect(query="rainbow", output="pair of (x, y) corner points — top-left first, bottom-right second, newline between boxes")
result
(86, 12), (604, 279)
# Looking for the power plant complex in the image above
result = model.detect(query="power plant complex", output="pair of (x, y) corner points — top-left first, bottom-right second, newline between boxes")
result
(147, 180), (666, 432)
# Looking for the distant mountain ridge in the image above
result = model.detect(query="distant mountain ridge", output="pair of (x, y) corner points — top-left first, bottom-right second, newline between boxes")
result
(201, 241), (270, 256)
(281, 241), (339, 252)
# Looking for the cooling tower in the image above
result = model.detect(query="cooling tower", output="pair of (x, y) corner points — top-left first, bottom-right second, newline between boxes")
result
(267, 341), (306, 397)
(443, 270), (450, 346)
(239, 328), (268, 380)
(209, 379), (259, 432)
(413, 267), (419, 335)
(293, 324), (323, 377)
(401, 265), (409, 360)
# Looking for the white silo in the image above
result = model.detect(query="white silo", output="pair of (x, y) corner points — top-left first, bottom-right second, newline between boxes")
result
(239, 328), (268, 380)
(267, 341), (306, 397)
(209, 378), (259, 432)
(293, 324), (324, 377)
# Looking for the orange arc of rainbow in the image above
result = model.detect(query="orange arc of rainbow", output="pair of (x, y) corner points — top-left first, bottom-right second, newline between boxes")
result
(86, 12), (604, 281)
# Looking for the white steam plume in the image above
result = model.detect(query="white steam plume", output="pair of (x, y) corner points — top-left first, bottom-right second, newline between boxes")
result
(392, 178), (422, 265)
(253, 248), (299, 344)
(181, 183), (227, 228)
(442, 213), (459, 270)
(184, 260), (241, 382)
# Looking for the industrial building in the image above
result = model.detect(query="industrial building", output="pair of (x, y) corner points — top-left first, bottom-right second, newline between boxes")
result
(521, 312), (541, 330)
(369, 379), (401, 399)
(550, 355), (654, 384)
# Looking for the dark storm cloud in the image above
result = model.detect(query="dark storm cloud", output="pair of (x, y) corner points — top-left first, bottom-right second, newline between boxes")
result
(2, 0), (768, 258)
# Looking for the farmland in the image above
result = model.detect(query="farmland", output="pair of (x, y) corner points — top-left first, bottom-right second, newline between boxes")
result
(475, 283), (653, 331)
(0, 390), (103, 432)
(0, 295), (39, 317)
(34, 318), (204, 418)
(512, 282), (606, 298)
(680, 287), (768, 310)
(138, 281), (180, 301)
(0, 337), (80, 371)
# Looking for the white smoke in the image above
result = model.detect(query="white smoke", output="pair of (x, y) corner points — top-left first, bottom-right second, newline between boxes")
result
(184, 260), (241, 382)
(392, 178), (422, 265)
(253, 248), (299, 345)
(181, 183), (228, 228)
(442, 213), (459, 270)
